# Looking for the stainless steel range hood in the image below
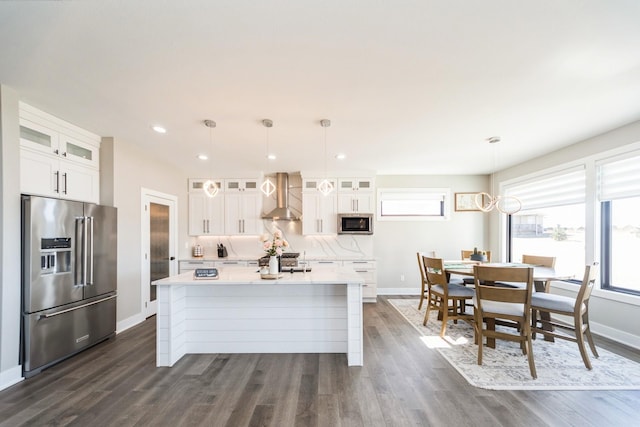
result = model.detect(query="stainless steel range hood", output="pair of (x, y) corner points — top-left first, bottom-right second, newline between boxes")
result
(262, 172), (299, 220)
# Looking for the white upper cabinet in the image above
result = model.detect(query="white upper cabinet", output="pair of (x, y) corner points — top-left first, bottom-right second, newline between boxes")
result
(225, 178), (259, 193)
(224, 191), (262, 235)
(302, 192), (337, 235)
(188, 179), (225, 236)
(336, 177), (375, 213)
(301, 177), (337, 235)
(337, 178), (374, 192)
(19, 103), (100, 203)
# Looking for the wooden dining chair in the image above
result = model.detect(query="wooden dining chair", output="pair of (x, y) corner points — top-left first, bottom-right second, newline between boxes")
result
(461, 250), (492, 262)
(473, 265), (537, 379)
(531, 262), (599, 370)
(423, 256), (475, 337)
(460, 249), (492, 285)
(522, 254), (556, 292)
(417, 252), (429, 310)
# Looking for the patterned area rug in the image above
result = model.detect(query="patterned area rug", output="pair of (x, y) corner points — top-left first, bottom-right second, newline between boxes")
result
(388, 298), (640, 390)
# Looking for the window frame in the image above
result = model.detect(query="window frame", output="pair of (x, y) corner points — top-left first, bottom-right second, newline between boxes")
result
(376, 188), (450, 221)
(498, 141), (640, 306)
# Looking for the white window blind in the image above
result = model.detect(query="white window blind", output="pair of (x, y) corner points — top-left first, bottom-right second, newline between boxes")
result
(377, 188), (449, 221)
(504, 166), (585, 210)
(597, 151), (640, 201)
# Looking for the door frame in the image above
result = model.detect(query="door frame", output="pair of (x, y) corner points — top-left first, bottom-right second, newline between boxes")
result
(141, 188), (178, 318)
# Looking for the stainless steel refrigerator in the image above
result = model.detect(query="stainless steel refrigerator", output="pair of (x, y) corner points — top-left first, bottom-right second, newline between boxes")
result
(21, 195), (117, 377)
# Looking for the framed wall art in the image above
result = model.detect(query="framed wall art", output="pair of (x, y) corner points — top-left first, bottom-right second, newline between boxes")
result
(454, 192), (482, 212)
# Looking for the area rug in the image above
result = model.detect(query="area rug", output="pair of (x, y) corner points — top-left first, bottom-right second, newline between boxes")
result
(388, 298), (640, 390)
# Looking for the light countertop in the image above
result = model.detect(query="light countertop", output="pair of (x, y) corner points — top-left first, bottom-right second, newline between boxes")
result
(154, 265), (365, 286)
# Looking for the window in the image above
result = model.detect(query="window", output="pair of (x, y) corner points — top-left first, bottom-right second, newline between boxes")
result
(598, 152), (640, 295)
(505, 167), (586, 275)
(377, 188), (449, 221)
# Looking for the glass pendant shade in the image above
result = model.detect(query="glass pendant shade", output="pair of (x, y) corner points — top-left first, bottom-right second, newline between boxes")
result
(319, 119), (334, 196)
(261, 178), (276, 197)
(474, 136), (522, 214)
(203, 119), (218, 198)
(318, 179), (334, 196)
(203, 179), (219, 198)
(261, 119), (276, 197)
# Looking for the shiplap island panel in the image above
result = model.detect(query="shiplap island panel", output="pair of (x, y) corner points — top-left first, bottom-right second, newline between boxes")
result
(153, 266), (364, 367)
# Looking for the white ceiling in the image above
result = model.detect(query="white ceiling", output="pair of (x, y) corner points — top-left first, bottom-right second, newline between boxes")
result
(1, 1), (640, 177)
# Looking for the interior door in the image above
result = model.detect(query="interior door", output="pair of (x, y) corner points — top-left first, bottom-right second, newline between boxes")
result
(141, 190), (177, 318)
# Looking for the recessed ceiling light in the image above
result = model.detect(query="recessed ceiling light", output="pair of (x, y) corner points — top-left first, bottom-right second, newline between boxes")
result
(336, 153), (346, 160)
(267, 154), (276, 160)
(152, 125), (167, 134)
(197, 154), (208, 160)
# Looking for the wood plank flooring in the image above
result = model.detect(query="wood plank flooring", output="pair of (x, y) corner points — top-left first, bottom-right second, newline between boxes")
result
(1, 296), (639, 426)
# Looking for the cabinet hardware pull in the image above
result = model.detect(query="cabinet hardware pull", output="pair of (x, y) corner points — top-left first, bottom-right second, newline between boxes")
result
(54, 171), (60, 193)
(62, 173), (68, 194)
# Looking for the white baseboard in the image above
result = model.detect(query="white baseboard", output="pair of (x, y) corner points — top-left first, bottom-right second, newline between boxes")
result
(591, 320), (640, 351)
(0, 365), (23, 392)
(377, 288), (420, 296)
(116, 312), (146, 334)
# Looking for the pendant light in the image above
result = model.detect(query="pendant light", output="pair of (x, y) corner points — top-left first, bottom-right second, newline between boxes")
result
(260, 119), (276, 197)
(474, 136), (521, 214)
(318, 119), (334, 196)
(202, 119), (219, 198)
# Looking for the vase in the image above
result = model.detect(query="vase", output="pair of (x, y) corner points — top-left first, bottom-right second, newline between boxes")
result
(268, 255), (279, 275)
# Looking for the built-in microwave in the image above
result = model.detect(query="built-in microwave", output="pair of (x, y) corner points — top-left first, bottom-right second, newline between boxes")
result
(337, 213), (374, 235)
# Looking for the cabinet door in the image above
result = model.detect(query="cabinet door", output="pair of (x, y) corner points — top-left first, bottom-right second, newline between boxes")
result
(302, 192), (336, 235)
(338, 177), (374, 192)
(19, 119), (59, 156)
(189, 193), (209, 235)
(239, 193), (262, 235)
(179, 260), (215, 273)
(225, 193), (262, 235)
(226, 179), (259, 192)
(207, 194), (225, 235)
(20, 149), (59, 197)
(338, 193), (374, 213)
(59, 133), (99, 168)
(189, 192), (225, 235)
(60, 162), (99, 203)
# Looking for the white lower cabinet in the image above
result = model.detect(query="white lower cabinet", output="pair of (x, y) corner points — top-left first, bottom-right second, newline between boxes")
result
(343, 260), (377, 303)
(179, 260), (216, 273)
(302, 259), (377, 303)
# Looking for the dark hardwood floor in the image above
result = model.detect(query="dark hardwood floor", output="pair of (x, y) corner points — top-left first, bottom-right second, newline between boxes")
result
(1, 296), (639, 427)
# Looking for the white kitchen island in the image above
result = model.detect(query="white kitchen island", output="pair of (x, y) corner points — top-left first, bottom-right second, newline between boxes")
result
(152, 266), (365, 367)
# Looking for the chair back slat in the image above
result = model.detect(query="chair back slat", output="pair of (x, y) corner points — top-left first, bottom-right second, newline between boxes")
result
(423, 256), (448, 287)
(461, 249), (492, 262)
(522, 254), (555, 268)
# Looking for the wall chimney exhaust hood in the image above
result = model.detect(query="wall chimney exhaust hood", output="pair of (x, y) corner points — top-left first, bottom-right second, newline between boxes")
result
(262, 172), (299, 220)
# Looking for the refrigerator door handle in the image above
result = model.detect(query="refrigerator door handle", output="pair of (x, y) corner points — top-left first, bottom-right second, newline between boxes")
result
(82, 216), (88, 286)
(75, 216), (85, 286)
(87, 216), (94, 285)
(38, 294), (117, 319)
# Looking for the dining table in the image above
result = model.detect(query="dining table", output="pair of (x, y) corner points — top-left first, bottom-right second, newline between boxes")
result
(444, 261), (574, 343)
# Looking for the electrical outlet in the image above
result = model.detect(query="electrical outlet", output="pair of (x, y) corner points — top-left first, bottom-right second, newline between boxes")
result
(400, 274), (405, 281)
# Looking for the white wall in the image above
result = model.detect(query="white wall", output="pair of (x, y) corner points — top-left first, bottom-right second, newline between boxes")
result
(110, 137), (189, 327)
(0, 85), (23, 390)
(374, 175), (488, 293)
(495, 119), (640, 348)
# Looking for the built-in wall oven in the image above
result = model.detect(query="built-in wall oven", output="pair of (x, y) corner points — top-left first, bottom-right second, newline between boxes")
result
(337, 213), (374, 235)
